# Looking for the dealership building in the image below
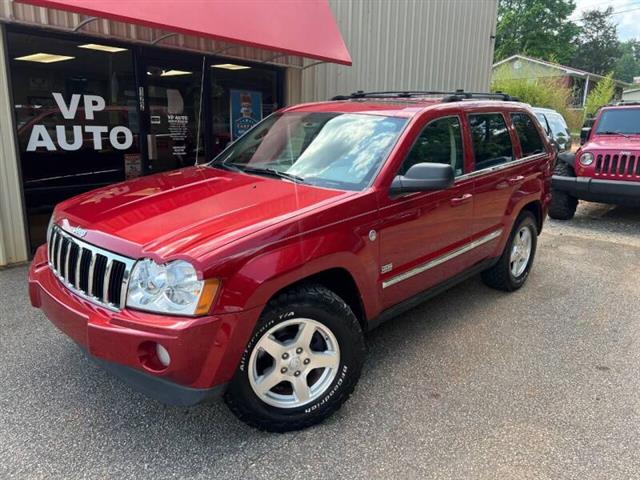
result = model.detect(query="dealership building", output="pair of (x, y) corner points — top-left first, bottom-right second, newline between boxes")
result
(0, 0), (497, 266)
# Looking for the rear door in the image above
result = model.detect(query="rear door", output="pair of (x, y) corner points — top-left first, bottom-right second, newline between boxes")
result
(377, 115), (474, 308)
(466, 110), (547, 262)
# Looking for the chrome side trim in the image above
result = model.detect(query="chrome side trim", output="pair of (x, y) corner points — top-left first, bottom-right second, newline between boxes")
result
(382, 229), (503, 289)
(456, 153), (545, 182)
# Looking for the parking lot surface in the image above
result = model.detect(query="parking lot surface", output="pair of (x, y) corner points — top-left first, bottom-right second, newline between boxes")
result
(1, 202), (639, 479)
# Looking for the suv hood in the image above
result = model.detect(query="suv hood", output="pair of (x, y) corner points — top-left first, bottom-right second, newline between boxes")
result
(587, 135), (640, 150)
(55, 166), (351, 259)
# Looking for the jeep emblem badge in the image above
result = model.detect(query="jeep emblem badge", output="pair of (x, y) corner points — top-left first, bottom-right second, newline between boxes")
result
(70, 225), (87, 238)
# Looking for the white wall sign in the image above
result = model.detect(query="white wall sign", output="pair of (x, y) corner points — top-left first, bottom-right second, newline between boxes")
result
(26, 92), (134, 152)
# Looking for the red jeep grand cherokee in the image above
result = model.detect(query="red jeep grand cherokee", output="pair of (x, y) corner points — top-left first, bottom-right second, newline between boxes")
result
(550, 102), (640, 219)
(29, 90), (554, 431)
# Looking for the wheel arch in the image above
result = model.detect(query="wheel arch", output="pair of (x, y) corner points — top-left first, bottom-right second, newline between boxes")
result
(265, 267), (368, 332)
(556, 151), (576, 172)
(520, 200), (543, 234)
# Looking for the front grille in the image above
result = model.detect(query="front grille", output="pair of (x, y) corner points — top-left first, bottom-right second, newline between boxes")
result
(48, 225), (135, 310)
(595, 152), (640, 178)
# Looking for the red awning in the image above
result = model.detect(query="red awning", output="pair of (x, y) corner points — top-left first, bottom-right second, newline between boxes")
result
(15, 0), (352, 65)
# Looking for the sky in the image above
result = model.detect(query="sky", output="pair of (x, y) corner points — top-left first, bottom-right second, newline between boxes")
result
(572, 0), (640, 41)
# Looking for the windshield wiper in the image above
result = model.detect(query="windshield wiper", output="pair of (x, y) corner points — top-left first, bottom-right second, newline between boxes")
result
(240, 166), (307, 184)
(599, 130), (631, 138)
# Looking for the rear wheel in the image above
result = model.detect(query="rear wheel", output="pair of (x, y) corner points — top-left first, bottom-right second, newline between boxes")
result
(549, 162), (578, 220)
(225, 284), (365, 432)
(481, 212), (538, 292)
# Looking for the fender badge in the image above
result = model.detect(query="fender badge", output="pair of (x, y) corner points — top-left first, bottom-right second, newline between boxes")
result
(369, 230), (377, 241)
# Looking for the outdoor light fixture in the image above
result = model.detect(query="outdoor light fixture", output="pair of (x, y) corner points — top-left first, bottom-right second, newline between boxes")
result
(159, 70), (193, 77)
(211, 63), (251, 71)
(14, 53), (75, 63)
(78, 43), (127, 53)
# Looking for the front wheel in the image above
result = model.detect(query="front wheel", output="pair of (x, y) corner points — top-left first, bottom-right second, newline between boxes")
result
(481, 212), (538, 292)
(549, 162), (578, 220)
(224, 284), (365, 432)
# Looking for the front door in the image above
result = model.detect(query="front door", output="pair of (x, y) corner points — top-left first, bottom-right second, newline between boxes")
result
(377, 115), (474, 308)
(143, 56), (205, 174)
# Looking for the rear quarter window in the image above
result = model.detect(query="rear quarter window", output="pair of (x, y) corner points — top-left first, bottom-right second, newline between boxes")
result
(510, 112), (545, 157)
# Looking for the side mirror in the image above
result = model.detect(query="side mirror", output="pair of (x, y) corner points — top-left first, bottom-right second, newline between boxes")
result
(580, 127), (591, 145)
(390, 163), (454, 195)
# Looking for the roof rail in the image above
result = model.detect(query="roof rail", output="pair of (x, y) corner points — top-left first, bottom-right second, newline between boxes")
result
(330, 89), (520, 102)
(610, 100), (640, 106)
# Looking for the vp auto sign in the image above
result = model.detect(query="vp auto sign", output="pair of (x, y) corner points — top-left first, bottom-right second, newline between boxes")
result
(26, 93), (133, 152)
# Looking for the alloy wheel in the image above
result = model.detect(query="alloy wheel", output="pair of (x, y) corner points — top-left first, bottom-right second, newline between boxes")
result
(510, 226), (532, 278)
(248, 318), (341, 408)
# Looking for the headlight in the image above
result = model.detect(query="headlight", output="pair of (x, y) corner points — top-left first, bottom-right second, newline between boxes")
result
(579, 152), (594, 166)
(126, 258), (219, 315)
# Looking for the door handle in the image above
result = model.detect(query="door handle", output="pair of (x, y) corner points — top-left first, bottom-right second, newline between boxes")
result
(450, 193), (472, 206)
(507, 175), (525, 185)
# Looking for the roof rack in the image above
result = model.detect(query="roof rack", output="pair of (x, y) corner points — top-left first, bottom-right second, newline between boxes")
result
(330, 89), (519, 102)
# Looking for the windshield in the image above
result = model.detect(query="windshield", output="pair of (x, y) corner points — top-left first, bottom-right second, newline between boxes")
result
(595, 109), (640, 135)
(210, 112), (407, 190)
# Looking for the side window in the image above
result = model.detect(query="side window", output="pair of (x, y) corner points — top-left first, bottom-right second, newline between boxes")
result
(468, 113), (513, 171)
(511, 112), (545, 157)
(400, 116), (464, 176)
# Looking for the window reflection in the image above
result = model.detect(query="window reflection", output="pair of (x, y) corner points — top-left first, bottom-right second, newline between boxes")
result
(213, 112), (407, 190)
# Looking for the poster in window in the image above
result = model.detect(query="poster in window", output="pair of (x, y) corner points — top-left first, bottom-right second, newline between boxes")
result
(230, 89), (262, 140)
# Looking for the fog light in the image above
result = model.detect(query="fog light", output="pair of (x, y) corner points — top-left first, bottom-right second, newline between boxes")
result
(155, 343), (171, 367)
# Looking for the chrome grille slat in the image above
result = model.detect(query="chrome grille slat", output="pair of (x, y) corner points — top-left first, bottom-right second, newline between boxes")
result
(87, 252), (97, 298)
(103, 259), (113, 304)
(55, 234), (63, 273)
(74, 247), (82, 289)
(47, 225), (135, 311)
(63, 239), (72, 282)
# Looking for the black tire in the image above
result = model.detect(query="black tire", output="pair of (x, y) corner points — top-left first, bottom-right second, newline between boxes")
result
(224, 284), (365, 432)
(549, 162), (578, 220)
(481, 212), (538, 292)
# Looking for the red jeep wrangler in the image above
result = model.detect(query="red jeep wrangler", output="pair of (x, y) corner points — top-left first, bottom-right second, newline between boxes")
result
(29, 91), (554, 431)
(550, 102), (640, 219)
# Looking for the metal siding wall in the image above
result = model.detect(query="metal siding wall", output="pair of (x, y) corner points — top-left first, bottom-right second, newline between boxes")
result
(0, 23), (29, 266)
(303, 0), (498, 102)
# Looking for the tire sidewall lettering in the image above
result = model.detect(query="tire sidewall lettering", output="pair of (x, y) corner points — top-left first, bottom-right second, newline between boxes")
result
(239, 311), (297, 373)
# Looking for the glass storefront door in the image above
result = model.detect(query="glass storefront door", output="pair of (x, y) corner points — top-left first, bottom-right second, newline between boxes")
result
(7, 30), (140, 250)
(143, 57), (205, 173)
(6, 27), (283, 253)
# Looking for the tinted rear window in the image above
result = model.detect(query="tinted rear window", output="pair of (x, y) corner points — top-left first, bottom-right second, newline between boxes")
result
(468, 113), (514, 170)
(511, 113), (545, 157)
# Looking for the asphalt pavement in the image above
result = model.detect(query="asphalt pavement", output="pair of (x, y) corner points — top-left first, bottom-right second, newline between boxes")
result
(1, 202), (639, 479)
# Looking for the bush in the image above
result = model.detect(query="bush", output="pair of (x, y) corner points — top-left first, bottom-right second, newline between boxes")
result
(491, 64), (581, 132)
(584, 73), (615, 118)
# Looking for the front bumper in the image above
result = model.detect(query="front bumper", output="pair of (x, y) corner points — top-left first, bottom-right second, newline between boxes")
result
(552, 175), (640, 206)
(28, 245), (261, 406)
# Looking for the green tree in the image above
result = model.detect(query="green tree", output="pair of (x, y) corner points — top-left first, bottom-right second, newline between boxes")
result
(614, 53), (639, 83)
(571, 8), (620, 75)
(584, 74), (616, 117)
(495, 0), (579, 64)
(613, 41), (640, 83)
